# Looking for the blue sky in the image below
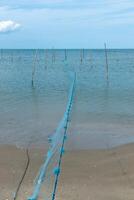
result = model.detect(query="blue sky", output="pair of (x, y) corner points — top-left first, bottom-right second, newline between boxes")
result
(0, 0), (134, 48)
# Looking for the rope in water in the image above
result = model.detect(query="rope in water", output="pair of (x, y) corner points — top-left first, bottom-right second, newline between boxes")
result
(13, 148), (30, 200)
(28, 72), (76, 200)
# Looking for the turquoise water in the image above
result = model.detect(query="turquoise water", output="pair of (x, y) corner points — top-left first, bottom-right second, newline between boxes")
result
(0, 49), (134, 149)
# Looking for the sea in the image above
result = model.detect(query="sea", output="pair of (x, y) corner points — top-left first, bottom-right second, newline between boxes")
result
(0, 49), (134, 150)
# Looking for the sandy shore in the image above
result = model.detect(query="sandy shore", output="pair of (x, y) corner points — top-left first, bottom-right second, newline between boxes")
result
(0, 144), (134, 200)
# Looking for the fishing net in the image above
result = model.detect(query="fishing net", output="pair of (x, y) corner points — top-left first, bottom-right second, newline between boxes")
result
(28, 72), (76, 200)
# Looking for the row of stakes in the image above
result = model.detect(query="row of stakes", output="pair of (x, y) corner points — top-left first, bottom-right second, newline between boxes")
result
(0, 49), (87, 63)
(31, 45), (109, 86)
(0, 45), (109, 86)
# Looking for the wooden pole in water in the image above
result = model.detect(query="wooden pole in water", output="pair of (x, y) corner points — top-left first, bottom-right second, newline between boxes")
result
(44, 49), (48, 69)
(82, 48), (85, 59)
(11, 50), (13, 63)
(80, 49), (83, 63)
(89, 50), (93, 69)
(64, 49), (67, 61)
(104, 43), (109, 84)
(0, 49), (2, 60)
(52, 47), (55, 63)
(32, 49), (38, 87)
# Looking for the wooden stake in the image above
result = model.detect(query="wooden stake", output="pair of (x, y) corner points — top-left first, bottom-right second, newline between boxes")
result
(52, 47), (55, 63)
(64, 49), (67, 61)
(89, 50), (93, 69)
(32, 49), (38, 87)
(80, 49), (83, 63)
(104, 43), (109, 84)
(45, 49), (48, 69)
(0, 49), (2, 60)
(82, 49), (85, 59)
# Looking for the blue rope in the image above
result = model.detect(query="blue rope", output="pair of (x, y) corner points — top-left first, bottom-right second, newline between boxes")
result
(51, 118), (69, 200)
(28, 72), (76, 200)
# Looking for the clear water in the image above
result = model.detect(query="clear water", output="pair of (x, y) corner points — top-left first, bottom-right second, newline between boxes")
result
(0, 49), (134, 149)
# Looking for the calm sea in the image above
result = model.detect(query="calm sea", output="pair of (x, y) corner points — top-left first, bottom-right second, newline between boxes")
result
(0, 49), (134, 149)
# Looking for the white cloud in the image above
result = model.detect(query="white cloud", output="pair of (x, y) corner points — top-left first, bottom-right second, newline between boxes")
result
(0, 20), (21, 33)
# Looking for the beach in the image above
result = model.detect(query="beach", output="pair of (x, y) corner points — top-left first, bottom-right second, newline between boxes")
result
(1, 143), (134, 200)
(1, 0), (134, 198)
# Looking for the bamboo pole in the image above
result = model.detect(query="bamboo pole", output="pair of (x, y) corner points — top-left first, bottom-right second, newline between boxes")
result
(52, 47), (55, 63)
(0, 49), (2, 60)
(32, 49), (38, 87)
(104, 43), (109, 84)
(44, 49), (48, 69)
(64, 49), (67, 61)
(82, 48), (85, 59)
(89, 50), (93, 69)
(80, 49), (83, 63)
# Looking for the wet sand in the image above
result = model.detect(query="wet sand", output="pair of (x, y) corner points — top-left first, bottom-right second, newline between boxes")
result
(0, 144), (134, 200)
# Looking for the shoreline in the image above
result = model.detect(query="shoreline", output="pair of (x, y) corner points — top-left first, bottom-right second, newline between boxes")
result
(0, 144), (134, 200)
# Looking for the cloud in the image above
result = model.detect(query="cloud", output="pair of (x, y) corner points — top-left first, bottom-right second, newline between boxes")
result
(0, 20), (21, 33)
(0, 0), (134, 48)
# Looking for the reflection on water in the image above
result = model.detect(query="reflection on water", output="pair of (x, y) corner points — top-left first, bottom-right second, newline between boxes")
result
(0, 49), (134, 149)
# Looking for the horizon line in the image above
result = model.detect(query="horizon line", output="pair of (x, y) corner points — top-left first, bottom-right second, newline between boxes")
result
(0, 48), (134, 50)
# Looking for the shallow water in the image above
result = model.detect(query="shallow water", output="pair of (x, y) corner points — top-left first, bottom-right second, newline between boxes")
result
(0, 49), (134, 149)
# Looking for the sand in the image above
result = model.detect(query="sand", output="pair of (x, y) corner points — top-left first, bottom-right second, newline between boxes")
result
(0, 144), (134, 200)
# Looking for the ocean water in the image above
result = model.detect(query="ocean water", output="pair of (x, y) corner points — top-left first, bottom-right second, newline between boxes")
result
(0, 49), (134, 149)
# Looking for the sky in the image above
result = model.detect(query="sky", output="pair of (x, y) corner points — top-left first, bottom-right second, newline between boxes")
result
(0, 0), (134, 48)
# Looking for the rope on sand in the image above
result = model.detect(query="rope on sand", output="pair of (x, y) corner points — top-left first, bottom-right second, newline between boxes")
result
(51, 116), (69, 200)
(13, 148), (30, 200)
